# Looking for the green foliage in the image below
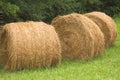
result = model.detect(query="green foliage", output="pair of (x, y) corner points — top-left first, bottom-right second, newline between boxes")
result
(79, 0), (102, 12)
(78, 0), (120, 16)
(0, 0), (20, 22)
(5, 0), (80, 22)
(100, 0), (120, 16)
(1, 0), (120, 23)
(43, 0), (80, 22)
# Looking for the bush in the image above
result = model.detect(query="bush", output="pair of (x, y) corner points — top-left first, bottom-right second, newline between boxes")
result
(43, 0), (80, 22)
(0, 0), (20, 23)
(2, 0), (120, 23)
(77, 0), (120, 17)
(5, 0), (80, 23)
(100, 0), (120, 16)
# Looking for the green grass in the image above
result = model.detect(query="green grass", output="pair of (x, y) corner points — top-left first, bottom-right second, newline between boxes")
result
(0, 18), (120, 80)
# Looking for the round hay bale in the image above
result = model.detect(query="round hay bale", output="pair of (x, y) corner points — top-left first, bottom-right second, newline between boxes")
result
(51, 13), (105, 60)
(0, 21), (61, 70)
(84, 11), (117, 48)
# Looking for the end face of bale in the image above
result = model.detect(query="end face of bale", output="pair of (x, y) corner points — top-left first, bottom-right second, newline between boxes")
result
(0, 21), (61, 70)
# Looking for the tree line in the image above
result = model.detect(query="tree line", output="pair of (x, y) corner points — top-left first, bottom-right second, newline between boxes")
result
(0, 0), (120, 24)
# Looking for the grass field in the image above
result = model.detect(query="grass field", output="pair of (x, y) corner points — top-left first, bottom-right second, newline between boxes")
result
(0, 18), (120, 80)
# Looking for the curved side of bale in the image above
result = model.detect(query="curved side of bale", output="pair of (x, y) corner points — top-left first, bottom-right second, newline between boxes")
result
(81, 15), (105, 57)
(0, 21), (61, 70)
(84, 11), (117, 48)
(51, 13), (105, 60)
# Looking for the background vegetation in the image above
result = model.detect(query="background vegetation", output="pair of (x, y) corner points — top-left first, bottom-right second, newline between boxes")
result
(0, 0), (120, 23)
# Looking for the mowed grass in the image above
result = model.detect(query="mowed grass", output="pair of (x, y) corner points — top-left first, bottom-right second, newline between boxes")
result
(0, 18), (120, 80)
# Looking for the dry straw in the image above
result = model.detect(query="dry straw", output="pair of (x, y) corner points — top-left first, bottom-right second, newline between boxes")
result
(0, 21), (61, 70)
(84, 11), (117, 48)
(51, 13), (105, 60)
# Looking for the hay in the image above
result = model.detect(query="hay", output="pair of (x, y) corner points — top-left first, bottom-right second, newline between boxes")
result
(0, 21), (61, 70)
(84, 11), (117, 48)
(51, 13), (105, 60)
